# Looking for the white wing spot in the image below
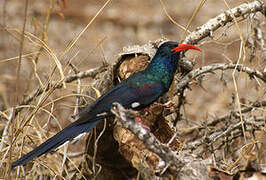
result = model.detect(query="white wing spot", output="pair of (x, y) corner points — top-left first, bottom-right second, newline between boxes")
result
(131, 102), (140, 108)
(51, 132), (87, 153)
(73, 132), (86, 141)
(54, 140), (70, 152)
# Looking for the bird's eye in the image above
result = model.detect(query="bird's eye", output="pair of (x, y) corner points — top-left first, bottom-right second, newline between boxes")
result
(167, 44), (173, 49)
(168, 44), (177, 49)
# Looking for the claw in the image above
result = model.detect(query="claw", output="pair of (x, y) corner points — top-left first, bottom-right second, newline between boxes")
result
(135, 117), (150, 131)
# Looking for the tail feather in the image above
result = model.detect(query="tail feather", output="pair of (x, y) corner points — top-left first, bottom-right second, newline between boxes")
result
(11, 117), (101, 169)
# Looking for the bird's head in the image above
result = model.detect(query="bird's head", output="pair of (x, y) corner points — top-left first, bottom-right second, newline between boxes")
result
(146, 41), (201, 74)
(146, 41), (201, 88)
(152, 41), (201, 72)
(158, 41), (201, 56)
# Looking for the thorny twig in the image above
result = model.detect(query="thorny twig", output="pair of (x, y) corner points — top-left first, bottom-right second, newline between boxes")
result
(181, 100), (265, 150)
(69, 63), (82, 118)
(111, 103), (185, 170)
(17, 64), (108, 113)
(183, 116), (265, 150)
(207, 100), (266, 127)
(174, 62), (265, 96)
(183, 0), (265, 44)
(177, 100), (266, 136)
(112, 103), (212, 179)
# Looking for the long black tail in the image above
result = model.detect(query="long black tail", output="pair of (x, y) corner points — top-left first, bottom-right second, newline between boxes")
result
(11, 117), (101, 169)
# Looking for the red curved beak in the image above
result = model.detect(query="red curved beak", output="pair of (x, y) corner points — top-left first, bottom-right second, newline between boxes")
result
(171, 44), (201, 53)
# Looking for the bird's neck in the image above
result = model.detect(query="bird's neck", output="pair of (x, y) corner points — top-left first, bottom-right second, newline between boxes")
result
(145, 54), (179, 88)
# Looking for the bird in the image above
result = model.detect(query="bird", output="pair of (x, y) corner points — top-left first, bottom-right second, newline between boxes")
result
(11, 41), (201, 169)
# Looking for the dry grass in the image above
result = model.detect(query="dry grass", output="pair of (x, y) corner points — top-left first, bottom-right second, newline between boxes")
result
(0, 0), (265, 179)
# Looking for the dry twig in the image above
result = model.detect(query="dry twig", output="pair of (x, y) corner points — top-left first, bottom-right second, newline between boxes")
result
(18, 64), (108, 112)
(183, 0), (265, 44)
(174, 62), (265, 96)
(111, 103), (184, 170)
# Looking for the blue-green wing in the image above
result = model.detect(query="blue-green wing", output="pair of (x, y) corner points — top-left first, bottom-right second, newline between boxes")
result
(80, 73), (166, 118)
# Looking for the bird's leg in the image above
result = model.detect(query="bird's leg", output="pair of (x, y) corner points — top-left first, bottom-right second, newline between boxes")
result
(139, 108), (151, 116)
(162, 101), (176, 108)
(135, 116), (150, 131)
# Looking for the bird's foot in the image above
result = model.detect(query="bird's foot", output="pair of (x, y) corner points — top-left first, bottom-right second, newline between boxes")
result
(139, 109), (151, 116)
(163, 101), (176, 108)
(135, 117), (150, 131)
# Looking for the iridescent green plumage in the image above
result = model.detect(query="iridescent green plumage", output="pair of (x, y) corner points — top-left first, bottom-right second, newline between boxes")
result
(12, 41), (200, 169)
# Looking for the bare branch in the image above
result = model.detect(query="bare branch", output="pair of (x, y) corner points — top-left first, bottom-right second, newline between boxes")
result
(174, 63), (265, 96)
(112, 103), (211, 179)
(183, 116), (265, 150)
(18, 64), (108, 110)
(183, 0), (265, 44)
(207, 100), (266, 127)
(178, 100), (266, 138)
(111, 103), (184, 170)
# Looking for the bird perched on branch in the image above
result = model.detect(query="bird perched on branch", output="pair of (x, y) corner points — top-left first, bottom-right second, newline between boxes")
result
(12, 41), (201, 169)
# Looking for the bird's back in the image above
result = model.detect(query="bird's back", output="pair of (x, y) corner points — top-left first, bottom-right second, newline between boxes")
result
(79, 70), (167, 120)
